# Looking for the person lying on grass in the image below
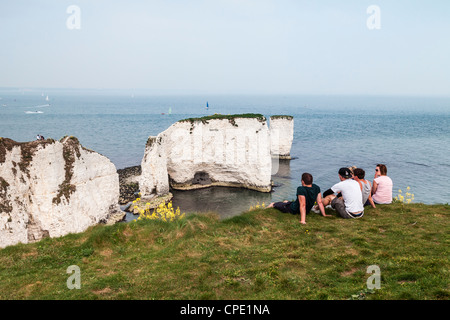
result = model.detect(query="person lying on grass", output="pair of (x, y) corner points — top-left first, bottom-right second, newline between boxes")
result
(267, 172), (331, 224)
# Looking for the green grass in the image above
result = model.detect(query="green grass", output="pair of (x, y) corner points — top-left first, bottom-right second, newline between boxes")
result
(0, 202), (448, 300)
(178, 113), (266, 123)
(270, 115), (294, 120)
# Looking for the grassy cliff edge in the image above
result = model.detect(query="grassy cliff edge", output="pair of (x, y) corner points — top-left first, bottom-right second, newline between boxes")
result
(0, 202), (448, 300)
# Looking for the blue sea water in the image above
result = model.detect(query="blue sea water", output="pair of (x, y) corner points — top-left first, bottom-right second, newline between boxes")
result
(1, 90), (449, 218)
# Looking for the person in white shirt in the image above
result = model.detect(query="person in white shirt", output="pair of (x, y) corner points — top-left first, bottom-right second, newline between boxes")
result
(330, 167), (364, 219)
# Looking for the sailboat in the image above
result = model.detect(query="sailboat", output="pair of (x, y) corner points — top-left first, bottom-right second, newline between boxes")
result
(161, 107), (172, 115)
(45, 95), (49, 101)
(206, 101), (209, 110)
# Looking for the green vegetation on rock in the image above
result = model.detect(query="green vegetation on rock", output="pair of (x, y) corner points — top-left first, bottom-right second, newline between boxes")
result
(270, 115), (294, 120)
(179, 113), (266, 125)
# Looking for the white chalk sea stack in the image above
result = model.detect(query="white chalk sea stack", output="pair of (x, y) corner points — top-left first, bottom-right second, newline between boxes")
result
(140, 114), (294, 199)
(270, 115), (294, 160)
(0, 136), (121, 248)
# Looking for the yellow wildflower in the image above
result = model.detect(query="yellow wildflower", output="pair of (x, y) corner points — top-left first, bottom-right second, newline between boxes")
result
(136, 201), (185, 222)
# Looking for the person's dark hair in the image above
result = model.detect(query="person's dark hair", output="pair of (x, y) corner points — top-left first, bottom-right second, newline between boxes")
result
(338, 167), (352, 179)
(302, 172), (313, 185)
(354, 168), (365, 179)
(376, 164), (387, 175)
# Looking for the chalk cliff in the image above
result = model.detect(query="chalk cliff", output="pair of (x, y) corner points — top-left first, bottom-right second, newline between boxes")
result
(139, 136), (170, 197)
(0, 136), (121, 248)
(140, 114), (274, 198)
(270, 116), (294, 159)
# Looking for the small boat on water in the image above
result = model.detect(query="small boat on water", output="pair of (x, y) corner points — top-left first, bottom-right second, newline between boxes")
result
(206, 101), (209, 110)
(162, 107), (172, 115)
(25, 111), (44, 114)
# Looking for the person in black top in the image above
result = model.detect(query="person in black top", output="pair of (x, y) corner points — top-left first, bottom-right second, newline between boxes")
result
(267, 173), (330, 224)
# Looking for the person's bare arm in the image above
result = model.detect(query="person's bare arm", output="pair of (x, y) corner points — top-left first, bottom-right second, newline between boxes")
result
(316, 193), (331, 217)
(299, 195), (306, 224)
(368, 181), (376, 208)
(372, 180), (378, 195)
(368, 193), (376, 208)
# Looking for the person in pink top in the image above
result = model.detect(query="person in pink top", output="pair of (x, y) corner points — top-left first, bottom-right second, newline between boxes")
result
(371, 164), (393, 204)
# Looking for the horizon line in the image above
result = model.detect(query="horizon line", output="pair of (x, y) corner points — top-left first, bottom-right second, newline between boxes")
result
(0, 87), (449, 98)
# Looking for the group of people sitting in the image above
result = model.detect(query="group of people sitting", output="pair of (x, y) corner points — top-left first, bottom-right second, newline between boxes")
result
(267, 164), (393, 225)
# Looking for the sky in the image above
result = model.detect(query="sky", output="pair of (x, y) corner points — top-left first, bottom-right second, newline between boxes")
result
(0, 0), (449, 96)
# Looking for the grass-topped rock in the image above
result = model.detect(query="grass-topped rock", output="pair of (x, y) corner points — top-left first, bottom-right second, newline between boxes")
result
(0, 136), (121, 248)
(140, 113), (273, 196)
(179, 113), (267, 127)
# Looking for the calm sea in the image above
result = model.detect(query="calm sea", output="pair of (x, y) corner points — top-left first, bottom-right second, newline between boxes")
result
(1, 90), (449, 218)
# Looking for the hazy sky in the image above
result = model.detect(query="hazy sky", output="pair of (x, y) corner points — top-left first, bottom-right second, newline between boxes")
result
(1, 0), (449, 95)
